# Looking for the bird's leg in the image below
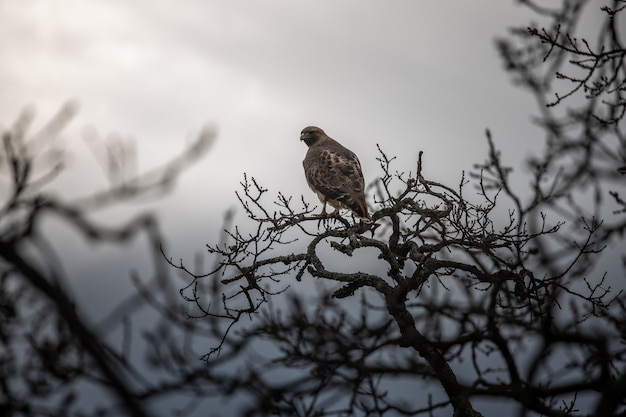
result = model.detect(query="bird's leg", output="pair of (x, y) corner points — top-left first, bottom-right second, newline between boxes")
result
(316, 201), (343, 227)
(328, 208), (342, 223)
(316, 200), (329, 228)
(318, 200), (329, 217)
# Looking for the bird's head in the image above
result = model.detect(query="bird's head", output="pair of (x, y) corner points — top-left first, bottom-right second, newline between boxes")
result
(300, 126), (325, 147)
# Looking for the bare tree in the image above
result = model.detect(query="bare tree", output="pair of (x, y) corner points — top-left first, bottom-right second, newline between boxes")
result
(0, 103), (217, 417)
(496, 0), (626, 224)
(167, 1), (626, 416)
(170, 143), (624, 416)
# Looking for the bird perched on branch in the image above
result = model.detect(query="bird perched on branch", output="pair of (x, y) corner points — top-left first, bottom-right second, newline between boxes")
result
(300, 126), (370, 221)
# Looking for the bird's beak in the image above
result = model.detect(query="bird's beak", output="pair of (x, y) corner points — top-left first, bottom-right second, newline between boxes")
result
(299, 133), (305, 141)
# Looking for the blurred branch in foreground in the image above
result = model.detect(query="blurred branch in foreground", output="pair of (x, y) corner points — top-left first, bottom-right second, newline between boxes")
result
(0, 103), (215, 417)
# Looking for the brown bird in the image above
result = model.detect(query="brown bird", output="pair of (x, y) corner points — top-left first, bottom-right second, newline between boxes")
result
(300, 126), (370, 220)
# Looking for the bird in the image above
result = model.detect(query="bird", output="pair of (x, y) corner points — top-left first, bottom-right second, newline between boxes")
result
(300, 126), (370, 221)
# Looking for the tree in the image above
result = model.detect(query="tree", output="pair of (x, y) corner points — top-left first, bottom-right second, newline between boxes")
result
(495, 0), (626, 260)
(1, 1), (625, 417)
(168, 1), (626, 416)
(0, 103), (216, 417)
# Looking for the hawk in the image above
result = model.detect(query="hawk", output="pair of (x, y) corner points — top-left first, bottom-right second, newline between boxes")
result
(300, 126), (370, 220)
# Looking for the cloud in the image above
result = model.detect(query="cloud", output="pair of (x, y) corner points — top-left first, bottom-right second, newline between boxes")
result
(0, 0), (560, 286)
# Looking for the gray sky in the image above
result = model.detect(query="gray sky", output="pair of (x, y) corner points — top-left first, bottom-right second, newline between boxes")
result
(0, 0), (551, 251)
(2, 0), (619, 327)
(1, 0), (611, 312)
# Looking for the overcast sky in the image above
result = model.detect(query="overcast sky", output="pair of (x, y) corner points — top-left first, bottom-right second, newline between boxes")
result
(0, 0), (614, 316)
(1, 0), (557, 248)
(2, 0), (620, 325)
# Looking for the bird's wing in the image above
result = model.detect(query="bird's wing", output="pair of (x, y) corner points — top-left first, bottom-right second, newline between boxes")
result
(304, 144), (368, 217)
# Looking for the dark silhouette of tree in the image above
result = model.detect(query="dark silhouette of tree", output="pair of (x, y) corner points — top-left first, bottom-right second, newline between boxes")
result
(1, 1), (625, 417)
(0, 103), (217, 417)
(495, 0), (626, 256)
(169, 144), (624, 416)
(168, 1), (626, 416)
